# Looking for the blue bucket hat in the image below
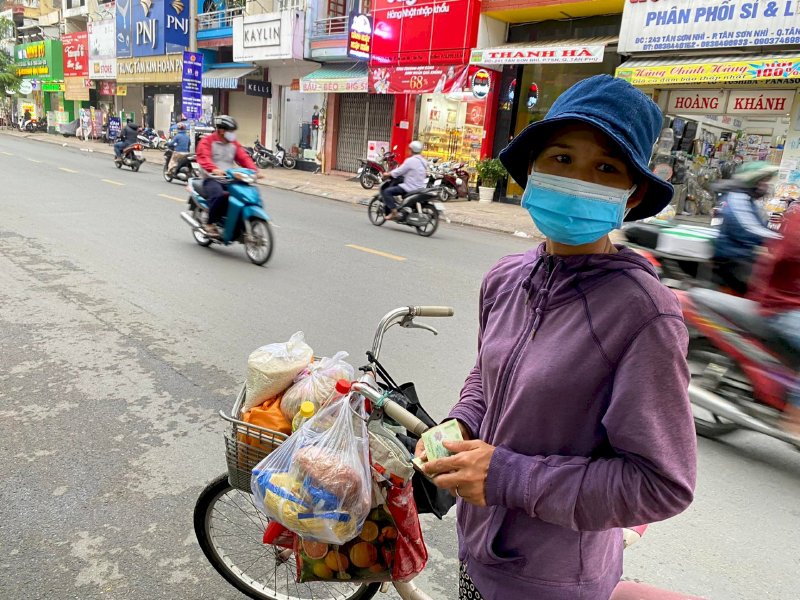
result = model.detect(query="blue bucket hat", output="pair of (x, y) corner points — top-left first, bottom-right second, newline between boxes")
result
(499, 74), (673, 221)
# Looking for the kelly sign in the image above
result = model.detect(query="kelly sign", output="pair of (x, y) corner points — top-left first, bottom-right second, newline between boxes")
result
(370, 0), (480, 66)
(181, 51), (203, 120)
(620, 0), (800, 53)
(62, 32), (89, 77)
(470, 45), (605, 65)
(370, 64), (469, 94)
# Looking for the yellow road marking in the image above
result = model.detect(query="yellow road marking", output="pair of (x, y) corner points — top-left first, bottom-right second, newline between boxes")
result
(159, 193), (185, 203)
(59, 167), (78, 173)
(102, 179), (124, 186)
(27, 158), (42, 163)
(0, 151), (13, 156)
(345, 244), (406, 262)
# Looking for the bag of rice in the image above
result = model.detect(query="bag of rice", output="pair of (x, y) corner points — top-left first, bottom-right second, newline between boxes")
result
(244, 332), (314, 411)
(280, 352), (355, 420)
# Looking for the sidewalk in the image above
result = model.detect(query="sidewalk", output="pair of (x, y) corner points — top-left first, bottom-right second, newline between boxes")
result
(1, 129), (542, 239)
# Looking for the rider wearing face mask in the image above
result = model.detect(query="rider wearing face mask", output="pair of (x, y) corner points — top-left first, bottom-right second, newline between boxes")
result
(420, 75), (696, 600)
(196, 115), (258, 236)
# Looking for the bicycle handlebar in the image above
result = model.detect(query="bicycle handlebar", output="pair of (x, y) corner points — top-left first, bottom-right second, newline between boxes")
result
(351, 380), (430, 437)
(411, 306), (454, 318)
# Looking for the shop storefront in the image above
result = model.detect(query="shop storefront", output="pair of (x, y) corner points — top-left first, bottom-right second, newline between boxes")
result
(617, 0), (800, 215)
(14, 40), (66, 125)
(117, 55), (183, 129)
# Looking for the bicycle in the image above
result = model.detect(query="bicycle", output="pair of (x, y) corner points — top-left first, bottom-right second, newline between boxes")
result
(193, 306), (703, 600)
(194, 305), (453, 600)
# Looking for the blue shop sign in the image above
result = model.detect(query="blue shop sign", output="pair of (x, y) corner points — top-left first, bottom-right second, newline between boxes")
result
(132, 0), (189, 57)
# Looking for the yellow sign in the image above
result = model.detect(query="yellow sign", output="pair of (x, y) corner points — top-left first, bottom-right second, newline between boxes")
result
(117, 84), (128, 96)
(64, 76), (91, 101)
(116, 55), (183, 84)
(617, 57), (800, 87)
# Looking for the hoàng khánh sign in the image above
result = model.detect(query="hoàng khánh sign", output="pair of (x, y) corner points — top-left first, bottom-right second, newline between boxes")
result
(616, 56), (800, 86)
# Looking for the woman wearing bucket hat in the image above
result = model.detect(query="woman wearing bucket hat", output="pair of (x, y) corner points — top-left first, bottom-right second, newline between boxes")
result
(421, 75), (697, 600)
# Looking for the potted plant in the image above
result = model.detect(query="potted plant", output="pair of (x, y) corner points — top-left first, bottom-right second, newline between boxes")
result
(475, 158), (507, 203)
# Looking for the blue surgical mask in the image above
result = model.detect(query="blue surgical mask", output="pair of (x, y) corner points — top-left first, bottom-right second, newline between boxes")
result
(521, 170), (636, 246)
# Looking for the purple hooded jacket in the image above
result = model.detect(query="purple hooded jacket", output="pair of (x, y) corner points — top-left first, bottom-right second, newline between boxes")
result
(448, 244), (697, 600)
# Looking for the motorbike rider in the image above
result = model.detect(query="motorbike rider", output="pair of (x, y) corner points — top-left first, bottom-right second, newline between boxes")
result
(712, 161), (781, 294)
(166, 122), (191, 176)
(114, 119), (140, 162)
(748, 207), (800, 436)
(381, 140), (428, 221)
(195, 115), (258, 237)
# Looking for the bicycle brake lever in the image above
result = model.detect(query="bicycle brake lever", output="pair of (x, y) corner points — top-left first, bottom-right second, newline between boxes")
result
(400, 316), (438, 336)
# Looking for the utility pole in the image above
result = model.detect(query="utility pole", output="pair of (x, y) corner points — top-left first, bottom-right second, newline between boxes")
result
(189, 0), (198, 52)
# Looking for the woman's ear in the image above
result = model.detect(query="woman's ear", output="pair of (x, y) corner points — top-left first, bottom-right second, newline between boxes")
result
(626, 180), (649, 210)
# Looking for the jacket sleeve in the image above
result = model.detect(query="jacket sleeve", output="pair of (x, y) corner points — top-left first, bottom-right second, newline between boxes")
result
(390, 159), (410, 179)
(235, 143), (258, 171)
(728, 194), (781, 241)
(196, 135), (216, 172)
(485, 315), (697, 531)
(447, 277), (489, 439)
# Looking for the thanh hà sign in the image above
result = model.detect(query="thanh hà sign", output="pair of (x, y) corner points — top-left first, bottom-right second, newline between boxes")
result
(470, 45), (605, 65)
(620, 0), (800, 53)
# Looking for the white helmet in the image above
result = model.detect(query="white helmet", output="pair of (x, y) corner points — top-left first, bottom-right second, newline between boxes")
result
(409, 140), (424, 154)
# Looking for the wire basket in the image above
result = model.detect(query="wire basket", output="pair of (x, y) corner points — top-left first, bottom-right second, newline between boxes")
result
(220, 384), (288, 492)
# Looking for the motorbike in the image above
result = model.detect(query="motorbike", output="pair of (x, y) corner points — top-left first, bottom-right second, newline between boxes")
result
(368, 177), (444, 237)
(430, 161), (469, 201)
(250, 140), (297, 170)
(114, 143), (145, 172)
(179, 168), (274, 266)
(137, 127), (168, 150)
(193, 305), (706, 600)
(20, 117), (47, 132)
(358, 150), (398, 189)
(163, 148), (200, 183)
(679, 286), (800, 450)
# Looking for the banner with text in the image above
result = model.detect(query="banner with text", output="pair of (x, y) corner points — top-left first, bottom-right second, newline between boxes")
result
(181, 51), (203, 120)
(470, 44), (605, 65)
(369, 64), (469, 94)
(620, 0), (800, 53)
(616, 56), (800, 86)
(89, 11), (117, 79)
(62, 32), (89, 78)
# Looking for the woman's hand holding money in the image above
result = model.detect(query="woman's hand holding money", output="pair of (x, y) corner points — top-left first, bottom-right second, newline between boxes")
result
(423, 439), (495, 507)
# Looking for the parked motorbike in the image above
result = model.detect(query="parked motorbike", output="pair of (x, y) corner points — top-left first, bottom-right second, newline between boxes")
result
(250, 140), (297, 170)
(114, 143), (145, 172)
(368, 177), (444, 237)
(430, 161), (469, 201)
(358, 150), (398, 189)
(137, 127), (168, 150)
(679, 287), (800, 450)
(21, 117), (47, 132)
(163, 149), (200, 183)
(180, 168), (274, 266)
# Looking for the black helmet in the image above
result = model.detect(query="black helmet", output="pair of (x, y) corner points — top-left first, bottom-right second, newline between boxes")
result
(214, 115), (238, 131)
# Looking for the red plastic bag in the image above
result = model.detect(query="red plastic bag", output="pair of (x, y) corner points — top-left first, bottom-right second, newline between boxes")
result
(385, 483), (427, 582)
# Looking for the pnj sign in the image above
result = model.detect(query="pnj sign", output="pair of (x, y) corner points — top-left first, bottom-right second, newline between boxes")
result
(132, 0), (189, 57)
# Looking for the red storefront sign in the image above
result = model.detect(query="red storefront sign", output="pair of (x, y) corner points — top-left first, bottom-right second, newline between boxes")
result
(98, 81), (117, 96)
(369, 0), (480, 66)
(370, 64), (469, 94)
(62, 32), (89, 78)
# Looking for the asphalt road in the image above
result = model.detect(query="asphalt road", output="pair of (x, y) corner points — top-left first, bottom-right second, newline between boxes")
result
(1, 134), (798, 600)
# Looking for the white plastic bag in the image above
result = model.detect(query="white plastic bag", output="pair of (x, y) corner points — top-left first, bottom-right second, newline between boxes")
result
(244, 332), (314, 412)
(280, 352), (356, 420)
(251, 394), (372, 545)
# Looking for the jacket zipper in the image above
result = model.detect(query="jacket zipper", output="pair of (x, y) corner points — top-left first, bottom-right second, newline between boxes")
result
(486, 256), (556, 441)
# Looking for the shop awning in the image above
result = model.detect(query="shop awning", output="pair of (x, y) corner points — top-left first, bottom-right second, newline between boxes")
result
(202, 66), (257, 89)
(300, 64), (368, 93)
(616, 53), (800, 87)
(470, 37), (618, 66)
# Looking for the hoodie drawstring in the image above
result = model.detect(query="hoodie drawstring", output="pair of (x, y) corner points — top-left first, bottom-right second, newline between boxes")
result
(529, 258), (562, 340)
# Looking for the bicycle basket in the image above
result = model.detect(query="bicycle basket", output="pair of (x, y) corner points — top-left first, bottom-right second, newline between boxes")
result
(222, 384), (288, 492)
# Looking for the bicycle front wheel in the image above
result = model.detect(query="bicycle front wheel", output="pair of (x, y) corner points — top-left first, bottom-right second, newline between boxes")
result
(194, 474), (380, 600)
